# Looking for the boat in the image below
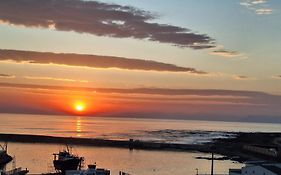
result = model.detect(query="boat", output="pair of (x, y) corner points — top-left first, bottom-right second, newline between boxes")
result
(0, 143), (29, 175)
(1, 167), (29, 175)
(52, 147), (111, 175)
(0, 143), (13, 170)
(51, 147), (133, 175)
(65, 164), (110, 175)
(53, 146), (84, 173)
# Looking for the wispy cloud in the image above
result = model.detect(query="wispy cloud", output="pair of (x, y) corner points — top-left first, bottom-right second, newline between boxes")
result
(240, 0), (267, 6)
(0, 49), (207, 74)
(272, 75), (281, 79)
(233, 75), (256, 80)
(240, 0), (273, 15)
(251, 0), (267, 4)
(23, 76), (89, 83)
(209, 50), (243, 58)
(0, 0), (215, 49)
(0, 73), (15, 79)
(255, 8), (273, 15)
(208, 45), (247, 59)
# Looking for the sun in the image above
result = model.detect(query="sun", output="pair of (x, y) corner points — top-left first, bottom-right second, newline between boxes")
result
(74, 102), (86, 112)
(75, 104), (84, 112)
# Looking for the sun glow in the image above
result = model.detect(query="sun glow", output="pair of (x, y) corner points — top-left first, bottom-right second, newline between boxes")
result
(74, 102), (86, 112)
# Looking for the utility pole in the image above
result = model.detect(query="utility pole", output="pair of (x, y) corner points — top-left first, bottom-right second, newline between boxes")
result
(211, 152), (214, 175)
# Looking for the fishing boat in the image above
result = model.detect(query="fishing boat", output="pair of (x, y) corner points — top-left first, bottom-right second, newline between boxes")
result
(52, 147), (110, 175)
(51, 146), (133, 175)
(0, 143), (13, 170)
(53, 146), (84, 173)
(0, 143), (29, 175)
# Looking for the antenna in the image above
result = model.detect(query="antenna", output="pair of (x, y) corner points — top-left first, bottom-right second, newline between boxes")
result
(4, 142), (7, 152)
(0, 142), (8, 152)
(66, 144), (70, 153)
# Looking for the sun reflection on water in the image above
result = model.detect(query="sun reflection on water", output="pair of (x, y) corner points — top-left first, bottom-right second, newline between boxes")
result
(76, 117), (82, 137)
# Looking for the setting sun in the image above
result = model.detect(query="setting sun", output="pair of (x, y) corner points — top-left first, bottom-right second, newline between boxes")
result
(75, 104), (84, 111)
(74, 102), (86, 112)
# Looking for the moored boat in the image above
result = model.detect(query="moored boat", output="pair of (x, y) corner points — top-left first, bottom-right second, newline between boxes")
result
(53, 146), (84, 173)
(0, 143), (13, 170)
(65, 164), (110, 175)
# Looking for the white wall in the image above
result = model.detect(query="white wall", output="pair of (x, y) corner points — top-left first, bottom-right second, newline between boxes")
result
(242, 166), (277, 175)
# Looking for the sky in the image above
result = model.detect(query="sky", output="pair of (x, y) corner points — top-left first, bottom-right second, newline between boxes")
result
(0, 0), (281, 122)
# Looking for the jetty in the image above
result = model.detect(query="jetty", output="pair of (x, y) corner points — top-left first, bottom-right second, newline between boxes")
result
(1, 132), (281, 163)
(0, 133), (206, 152)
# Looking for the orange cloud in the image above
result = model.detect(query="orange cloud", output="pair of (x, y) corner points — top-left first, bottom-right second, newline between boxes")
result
(0, 82), (280, 120)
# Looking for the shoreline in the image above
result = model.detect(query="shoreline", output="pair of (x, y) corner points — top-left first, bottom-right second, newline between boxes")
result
(1, 132), (281, 163)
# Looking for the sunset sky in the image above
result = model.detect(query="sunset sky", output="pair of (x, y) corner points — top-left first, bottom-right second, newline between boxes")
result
(0, 0), (281, 121)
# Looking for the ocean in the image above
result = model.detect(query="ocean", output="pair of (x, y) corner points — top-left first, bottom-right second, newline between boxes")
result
(1, 114), (281, 175)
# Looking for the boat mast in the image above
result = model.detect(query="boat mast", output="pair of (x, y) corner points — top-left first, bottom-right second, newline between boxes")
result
(0, 142), (8, 153)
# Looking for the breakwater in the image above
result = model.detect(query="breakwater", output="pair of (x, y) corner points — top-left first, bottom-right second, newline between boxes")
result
(0, 133), (208, 152)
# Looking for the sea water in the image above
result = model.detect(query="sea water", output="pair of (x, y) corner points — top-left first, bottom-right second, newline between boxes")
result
(1, 114), (281, 174)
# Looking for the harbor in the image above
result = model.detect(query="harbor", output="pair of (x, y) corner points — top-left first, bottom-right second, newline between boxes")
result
(2, 140), (281, 175)
(1, 131), (281, 175)
(1, 141), (242, 175)
(1, 132), (281, 163)
(1, 143), (132, 175)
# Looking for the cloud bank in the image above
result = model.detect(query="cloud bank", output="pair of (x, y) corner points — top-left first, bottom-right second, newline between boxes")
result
(0, 82), (278, 100)
(0, 0), (215, 49)
(0, 49), (206, 74)
(0, 82), (280, 121)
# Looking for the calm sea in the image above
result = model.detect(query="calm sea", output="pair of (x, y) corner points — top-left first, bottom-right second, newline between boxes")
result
(1, 114), (281, 174)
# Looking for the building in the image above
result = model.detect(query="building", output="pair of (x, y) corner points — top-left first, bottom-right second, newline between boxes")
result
(229, 162), (281, 175)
